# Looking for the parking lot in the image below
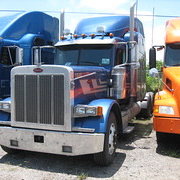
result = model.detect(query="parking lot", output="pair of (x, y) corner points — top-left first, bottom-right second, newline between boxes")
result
(0, 118), (180, 180)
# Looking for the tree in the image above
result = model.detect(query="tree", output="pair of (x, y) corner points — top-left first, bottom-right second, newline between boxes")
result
(146, 60), (163, 93)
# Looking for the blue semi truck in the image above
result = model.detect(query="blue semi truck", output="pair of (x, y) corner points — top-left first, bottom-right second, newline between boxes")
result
(0, 4), (153, 166)
(0, 11), (59, 99)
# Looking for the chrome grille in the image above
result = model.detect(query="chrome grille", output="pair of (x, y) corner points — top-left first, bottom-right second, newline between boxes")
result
(14, 74), (64, 125)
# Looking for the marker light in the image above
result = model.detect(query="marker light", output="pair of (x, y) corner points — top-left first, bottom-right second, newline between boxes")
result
(73, 34), (78, 39)
(81, 33), (86, 38)
(109, 33), (114, 38)
(60, 36), (65, 40)
(90, 33), (95, 38)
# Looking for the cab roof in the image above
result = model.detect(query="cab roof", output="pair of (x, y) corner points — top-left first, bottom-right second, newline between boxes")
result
(166, 18), (180, 44)
(74, 15), (144, 38)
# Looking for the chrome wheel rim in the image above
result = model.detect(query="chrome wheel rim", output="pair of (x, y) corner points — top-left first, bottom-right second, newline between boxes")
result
(108, 123), (116, 155)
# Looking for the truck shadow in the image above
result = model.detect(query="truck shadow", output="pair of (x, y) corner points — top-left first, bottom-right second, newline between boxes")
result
(156, 134), (180, 158)
(118, 118), (153, 150)
(0, 150), (126, 178)
(0, 118), (152, 178)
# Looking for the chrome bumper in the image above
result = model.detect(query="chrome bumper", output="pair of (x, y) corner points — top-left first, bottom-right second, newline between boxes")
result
(0, 126), (104, 156)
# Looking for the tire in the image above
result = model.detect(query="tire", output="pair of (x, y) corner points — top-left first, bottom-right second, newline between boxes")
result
(93, 112), (117, 166)
(137, 94), (153, 119)
(142, 96), (152, 118)
(1, 145), (20, 154)
(149, 92), (154, 113)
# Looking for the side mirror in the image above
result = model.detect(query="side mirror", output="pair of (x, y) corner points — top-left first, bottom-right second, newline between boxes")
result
(33, 48), (41, 65)
(149, 68), (159, 78)
(16, 47), (23, 64)
(149, 47), (156, 69)
(130, 42), (138, 63)
(0, 46), (23, 65)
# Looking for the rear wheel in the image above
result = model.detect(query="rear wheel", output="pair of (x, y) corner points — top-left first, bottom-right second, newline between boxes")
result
(137, 93), (153, 119)
(142, 96), (152, 118)
(93, 112), (117, 166)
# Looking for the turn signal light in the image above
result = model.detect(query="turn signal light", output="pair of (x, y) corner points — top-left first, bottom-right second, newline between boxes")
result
(154, 105), (159, 113)
(97, 106), (103, 116)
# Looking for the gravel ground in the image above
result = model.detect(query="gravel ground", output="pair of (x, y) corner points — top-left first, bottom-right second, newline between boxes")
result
(0, 118), (180, 180)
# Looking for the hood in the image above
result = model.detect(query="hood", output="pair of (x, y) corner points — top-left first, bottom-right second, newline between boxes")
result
(71, 66), (109, 105)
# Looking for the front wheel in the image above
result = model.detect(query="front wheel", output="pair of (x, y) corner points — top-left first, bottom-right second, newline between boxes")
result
(93, 112), (117, 166)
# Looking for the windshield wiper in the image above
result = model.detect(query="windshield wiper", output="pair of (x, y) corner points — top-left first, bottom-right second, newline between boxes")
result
(170, 63), (180, 66)
(80, 61), (101, 66)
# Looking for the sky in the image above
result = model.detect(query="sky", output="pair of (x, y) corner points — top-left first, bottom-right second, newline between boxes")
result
(1, 0), (180, 61)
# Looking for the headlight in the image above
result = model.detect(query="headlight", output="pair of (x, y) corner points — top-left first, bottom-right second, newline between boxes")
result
(0, 101), (11, 113)
(74, 105), (102, 117)
(75, 106), (86, 115)
(158, 106), (174, 115)
(86, 107), (96, 115)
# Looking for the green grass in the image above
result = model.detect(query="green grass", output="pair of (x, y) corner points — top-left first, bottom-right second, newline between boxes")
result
(77, 173), (88, 180)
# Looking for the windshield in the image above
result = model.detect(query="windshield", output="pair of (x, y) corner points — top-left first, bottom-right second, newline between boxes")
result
(165, 43), (180, 66)
(54, 44), (113, 66)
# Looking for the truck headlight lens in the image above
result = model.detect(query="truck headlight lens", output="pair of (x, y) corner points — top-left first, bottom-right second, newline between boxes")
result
(86, 107), (96, 115)
(158, 106), (174, 115)
(0, 101), (11, 113)
(75, 106), (86, 115)
(74, 105), (102, 117)
(2, 103), (10, 109)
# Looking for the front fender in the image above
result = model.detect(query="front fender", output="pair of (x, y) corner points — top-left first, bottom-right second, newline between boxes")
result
(0, 97), (11, 123)
(74, 99), (120, 133)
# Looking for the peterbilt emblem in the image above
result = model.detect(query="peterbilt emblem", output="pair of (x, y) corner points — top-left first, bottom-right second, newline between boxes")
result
(33, 68), (43, 73)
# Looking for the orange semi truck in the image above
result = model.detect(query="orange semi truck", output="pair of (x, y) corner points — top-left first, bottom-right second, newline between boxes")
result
(149, 18), (180, 142)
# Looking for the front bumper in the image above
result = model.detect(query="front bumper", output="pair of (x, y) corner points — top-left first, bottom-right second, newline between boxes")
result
(0, 126), (104, 156)
(154, 116), (180, 134)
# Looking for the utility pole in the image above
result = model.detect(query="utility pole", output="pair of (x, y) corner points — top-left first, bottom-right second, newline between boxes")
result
(151, 7), (155, 46)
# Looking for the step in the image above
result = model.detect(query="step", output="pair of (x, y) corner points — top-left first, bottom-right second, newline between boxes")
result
(123, 126), (135, 134)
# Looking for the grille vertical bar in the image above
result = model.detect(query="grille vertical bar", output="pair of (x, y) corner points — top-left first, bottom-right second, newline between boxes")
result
(39, 75), (51, 124)
(14, 74), (65, 126)
(26, 75), (38, 123)
(54, 75), (64, 125)
(15, 75), (25, 122)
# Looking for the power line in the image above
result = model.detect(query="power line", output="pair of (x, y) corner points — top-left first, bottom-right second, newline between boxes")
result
(66, 11), (180, 18)
(0, 9), (179, 18)
(0, 10), (25, 13)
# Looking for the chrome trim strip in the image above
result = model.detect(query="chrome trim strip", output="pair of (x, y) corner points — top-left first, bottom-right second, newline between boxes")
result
(0, 121), (11, 125)
(72, 127), (95, 132)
